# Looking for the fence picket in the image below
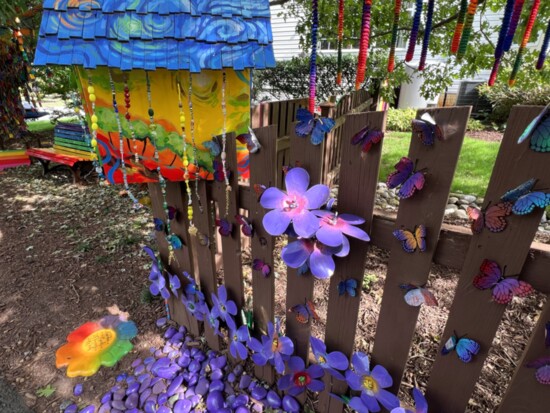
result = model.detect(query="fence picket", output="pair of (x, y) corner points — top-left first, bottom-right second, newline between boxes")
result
(425, 106), (549, 412)
(371, 107), (471, 393)
(319, 111), (387, 413)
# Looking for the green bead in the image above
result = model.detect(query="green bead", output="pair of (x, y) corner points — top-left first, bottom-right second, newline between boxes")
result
(148, 108), (154, 116)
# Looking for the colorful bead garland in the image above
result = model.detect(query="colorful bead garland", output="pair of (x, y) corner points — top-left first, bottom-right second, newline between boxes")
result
(123, 77), (140, 164)
(220, 71), (232, 218)
(336, 0), (345, 85)
(451, 0), (468, 54)
(355, 0), (372, 90)
(418, 0), (435, 71)
(388, 0), (401, 73)
(406, 0), (423, 62)
(108, 69), (140, 206)
(309, 0), (319, 113)
(187, 73), (204, 215)
(489, 0), (515, 86)
(537, 20), (550, 70)
(85, 74), (105, 180)
(456, 0), (479, 60)
(509, 0), (541, 86)
(503, 0), (526, 53)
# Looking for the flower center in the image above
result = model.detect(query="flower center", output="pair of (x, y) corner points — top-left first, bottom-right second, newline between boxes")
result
(362, 376), (378, 395)
(220, 304), (226, 312)
(82, 329), (116, 354)
(326, 212), (339, 226)
(284, 197), (299, 211)
(318, 355), (327, 364)
(272, 338), (279, 352)
(188, 302), (196, 311)
(292, 371), (311, 388)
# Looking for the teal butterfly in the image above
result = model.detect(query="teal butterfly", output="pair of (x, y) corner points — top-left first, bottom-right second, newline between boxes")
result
(517, 104), (550, 152)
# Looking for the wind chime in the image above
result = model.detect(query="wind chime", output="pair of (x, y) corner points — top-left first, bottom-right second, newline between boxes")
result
(388, 0), (401, 73)
(336, 0), (345, 85)
(489, 0), (515, 86)
(355, 0), (372, 90)
(405, 0), (423, 62)
(451, 0), (468, 54)
(456, 0), (479, 60)
(84, 74), (105, 181)
(309, 0), (320, 113)
(537, 20), (550, 70)
(503, 0), (526, 53)
(509, 0), (541, 86)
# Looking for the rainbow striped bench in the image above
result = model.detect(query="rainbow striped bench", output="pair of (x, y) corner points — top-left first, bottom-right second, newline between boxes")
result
(0, 149), (31, 171)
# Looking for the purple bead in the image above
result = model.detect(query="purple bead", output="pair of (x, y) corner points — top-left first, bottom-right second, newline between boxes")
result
(266, 390), (281, 408)
(79, 406), (96, 413)
(73, 383), (83, 397)
(211, 369), (224, 381)
(251, 386), (267, 401)
(206, 390), (225, 411)
(210, 380), (224, 392)
(239, 375), (252, 389)
(173, 399), (192, 413)
(165, 326), (177, 339)
(64, 404), (78, 413)
(195, 378), (210, 396)
(125, 393), (139, 409)
(282, 395), (300, 413)
(127, 382), (140, 395)
(167, 375), (184, 396)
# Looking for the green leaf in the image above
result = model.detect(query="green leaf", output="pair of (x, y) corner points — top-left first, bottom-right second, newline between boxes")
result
(36, 385), (56, 398)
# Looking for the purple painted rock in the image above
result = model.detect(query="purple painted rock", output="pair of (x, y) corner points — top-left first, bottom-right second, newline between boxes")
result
(140, 388), (152, 406)
(211, 369), (224, 381)
(184, 387), (196, 398)
(167, 375), (184, 396)
(188, 360), (201, 373)
(64, 404), (78, 413)
(127, 376), (136, 385)
(152, 380), (166, 395)
(187, 373), (198, 387)
(113, 388), (126, 401)
(217, 409), (232, 413)
(73, 384), (83, 397)
(170, 333), (184, 343)
(194, 353), (206, 362)
(157, 406), (171, 413)
(195, 378), (210, 396)
(177, 355), (191, 368)
(210, 380), (224, 392)
(232, 394), (249, 408)
(206, 390), (225, 411)
(154, 349), (165, 358)
(235, 407), (250, 413)
(150, 347), (157, 354)
(151, 377), (163, 386)
(232, 365), (243, 376)
(100, 393), (111, 404)
(179, 326), (187, 334)
(247, 381), (257, 392)
(169, 350), (181, 359)
(98, 404), (110, 413)
(224, 383), (234, 396)
(266, 390), (281, 408)
(227, 373), (236, 383)
(156, 317), (167, 327)
(189, 394), (200, 406)
(282, 395), (300, 413)
(139, 378), (152, 393)
(239, 375), (252, 390)
(190, 348), (200, 357)
(153, 357), (171, 370)
(145, 356), (156, 365)
(157, 392), (169, 405)
(111, 410), (122, 413)
(126, 409), (139, 413)
(125, 393), (139, 409)
(165, 326), (177, 339)
(134, 364), (145, 375)
(173, 399), (192, 413)
(138, 374), (151, 384)
(132, 358), (143, 368)
(79, 406), (96, 413)
(127, 382), (140, 395)
(157, 365), (180, 380)
(144, 400), (156, 413)
(116, 373), (127, 382)
(111, 400), (125, 410)
(211, 356), (227, 370)
(251, 386), (267, 401)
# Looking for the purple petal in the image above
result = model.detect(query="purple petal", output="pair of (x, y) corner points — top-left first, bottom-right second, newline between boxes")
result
(160, 288), (171, 300)
(371, 365), (393, 389)
(310, 248), (335, 279)
(345, 370), (363, 391)
(273, 353), (286, 374)
(304, 185), (330, 209)
(391, 409), (409, 413)
(310, 337), (326, 357)
(326, 351), (349, 371)
(260, 187), (287, 209)
(278, 337), (294, 356)
(288, 386), (305, 396)
(237, 325), (250, 342)
(292, 211), (321, 238)
(349, 397), (369, 413)
(150, 284), (160, 296)
(278, 374), (292, 391)
(218, 285), (227, 303)
(252, 353), (268, 366)
(288, 356), (305, 373)
(263, 209), (292, 236)
(326, 367), (345, 381)
(361, 392), (382, 412)
(340, 223), (370, 242)
(226, 300), (238, 316)
(285, 167), (310, 195)
(248, 337), (263, 353)
(307, 379), (325, 392)
(267, 321), (275, 337)
(352, 352), (371, 375)
(307, 364), (325, 379)
(315, 225), (344, 247)
(282, 240), (312, 268)
(376, 389), (400, 411)
(230, 343), (238, 359)
(225, 314), (236, 331)
(334, 235), (350, 257)
(236, 342), (248, 360)
(339, 213), (365, 225)
(412, 388), (428, 413)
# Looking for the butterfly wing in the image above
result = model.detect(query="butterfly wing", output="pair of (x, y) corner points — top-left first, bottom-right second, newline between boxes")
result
(546, 321), (550, 348)
(295, 108), (315, 137)
(362, 129), (384, 153)
(441, 335), (457, 355)
(305, 300), (320, 321)
(473, 259), (502, 290)
(403, 288), (426, 307)
(412, 388), (428, 413)
(351, 126), (369, 146)
(253, 184), (266, 202)
(290, 304), (309, 324)
(203, 138), (221, 157)
(236, 132), (262, 154)
(492, 277), (520, 304)
(393, 229), (418, 253)
(338, 281), (346, 296)
(512, 192), (550, 215)
(467, 206), (484, 234)
(512, 280), (534, 299)
(415, 225), (427, 252)
(261, 264), (271, 277)
(216, 218), (233, 237)
(235, 214), (253, 237)
(154, 218), (165, 232)
(501, 178), (537, 202)
(311, 117), (336, 146)
(455, 338), (480, 363)
(387, 157), (415, 189)
(252, 259), (264, 271)
(483, 202), (512, 233)
(397, 171), (426, 199)
(167, 206), (177, 220)
(412, 119), (436, 146)
(419, 287), (438, 306)
(535, 365), (550, 385)
(529, 108), (550, 153)
(346, 279), (358, 297)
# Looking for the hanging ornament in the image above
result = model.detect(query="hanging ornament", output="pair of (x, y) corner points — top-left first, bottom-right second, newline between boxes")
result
(406, 0), (423, 62)
(187, 73), (204, 216)
(84, 73), (105, 180)
(220, 71), (232, 219)
(355, 0), (372, 90)
(418, 0), (435, 71)
(451, 0), (468, 54)
(536, 19), (550, 70)
(509, 0), (541, 86)
(456, 0), (479, 60)
(503, 0), (526, 53)
(489, 0), (515, 86)
(336, 0), (345, 85)
(123, 77), (140, 164)
(388, 0), (402, 73)
(309, 0), (319, 113)
(108, 69), (140, 207)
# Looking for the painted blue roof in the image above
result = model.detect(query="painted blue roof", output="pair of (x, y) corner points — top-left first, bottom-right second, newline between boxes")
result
(34, 0), (276, 71)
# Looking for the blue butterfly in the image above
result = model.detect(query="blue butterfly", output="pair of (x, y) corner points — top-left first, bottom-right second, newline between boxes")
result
(237, 127), (262, 154)
(167, 234), (184, 250)
(295, 108), (335, 146)
(154, 218), (165, 232)
(338, 279), (358, 297)
(517, 104), (550, 152)
(203, 136), (221, 157)
(501, 178), (550, 215)
(441, 333), (480, 363)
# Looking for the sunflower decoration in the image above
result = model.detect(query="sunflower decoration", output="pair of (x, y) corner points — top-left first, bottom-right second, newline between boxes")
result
(56, 315), (138, 377)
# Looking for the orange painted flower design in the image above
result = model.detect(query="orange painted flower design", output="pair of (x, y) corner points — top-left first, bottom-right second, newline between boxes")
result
(56, 316), (137, 377)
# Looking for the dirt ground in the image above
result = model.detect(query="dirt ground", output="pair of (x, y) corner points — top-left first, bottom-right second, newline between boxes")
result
(0, 159), (545, 413)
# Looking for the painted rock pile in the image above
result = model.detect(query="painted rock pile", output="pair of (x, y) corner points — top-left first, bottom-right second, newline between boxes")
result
(63, 323), (300, 413)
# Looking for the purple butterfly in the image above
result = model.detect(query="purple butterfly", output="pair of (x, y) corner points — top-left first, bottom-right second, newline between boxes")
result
(216, 218), (233, 237)
(252, 259), (271, 277)
(167, 206), (177, 220)
(213, 160), (231, 183)
(526, 356), (550, 385)
(235, 214), (253, 237)
(412, 112), (444, 146)
(295, 108), (336, 146)
(546, 321), (550, 348)
(237, 128), (262, 153)
(351, 126), (384, 154)
(386, 157), (426, 199)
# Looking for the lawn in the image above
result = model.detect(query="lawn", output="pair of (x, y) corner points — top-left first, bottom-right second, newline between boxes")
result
(380, 132), (500, 197)
(26, 117), (77, 133)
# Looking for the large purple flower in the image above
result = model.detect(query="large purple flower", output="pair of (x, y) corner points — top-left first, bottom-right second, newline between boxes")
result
(261, 167), (330, 238)
(182, 271), (205, 300)
(144, 246), (170, 300)
(204, 307), (221, 337)
(168, 273), (181, 298)
(345, 352), (400, 412)
(181, 294), (206, 322)
(278, 356), (325, 396)
(310, 337), (349, 380)
(249, 320), (294, 374)
(281, 237), (350, 279)
(211, 285), (237, 330)
(313, 210), (371, 247)
(229, 325), (250, 361)
(391, 388), (428, 413)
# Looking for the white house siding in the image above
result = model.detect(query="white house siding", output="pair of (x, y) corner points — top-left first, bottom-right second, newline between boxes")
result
(270, 5), (303, 61)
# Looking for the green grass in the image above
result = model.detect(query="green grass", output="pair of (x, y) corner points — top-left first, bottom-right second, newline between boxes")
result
(26, 117), (78, 133)
(380, 132), (500, 197)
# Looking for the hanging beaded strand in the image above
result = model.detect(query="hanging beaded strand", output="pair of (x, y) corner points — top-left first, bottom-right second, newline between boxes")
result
(220, 71), (232, 218)
(450, 0), (468, 54)
(406, 0), (423, 62)
(187, 73), (204, 213)
(336, 0), (345, 85)
(309, 0), (319, 113)
(123, 76), (140, 164)
(537, 20), (550, 71)
(418, 0), (435, 71)
(72, 88), (100, 180)
(388, 0), (401, 73)
(509, 0), (541, 86)
(176, 80), (197, 236)
(85, 73), (105, 180)
(108, 69), (140, 207)
(355, 0), (372, 90)
(456, 0), (479, 61)
(489, 0), (515, 86)
(503, 0), (526, 53)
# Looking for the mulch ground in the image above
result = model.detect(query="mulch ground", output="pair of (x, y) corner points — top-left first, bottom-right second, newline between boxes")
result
(0, 148), (544, 412)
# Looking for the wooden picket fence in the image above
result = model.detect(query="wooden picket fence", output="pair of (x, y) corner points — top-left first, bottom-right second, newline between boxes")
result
(148, 100), (550, 413)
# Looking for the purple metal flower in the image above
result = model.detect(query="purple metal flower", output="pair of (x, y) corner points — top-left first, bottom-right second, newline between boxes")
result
(168, 273), (181, 298)
(229, 325), (250, 361)
(144, 246), (170, 300)
(391, 388), (428, 413)
(313, 210), (371, 247)
(204, 307), (221, 337)
(248, 320), (294, 374)
(281, 237), (350, 279)
(278, 356), (325, 396)
(310, 336), (349, 380)
(261, 167), (330, 238)
(345, 352), (400, 412)
(211, 285), (238, 330)
(181, 294), (206, 322)
(182, 271), (205, 300)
